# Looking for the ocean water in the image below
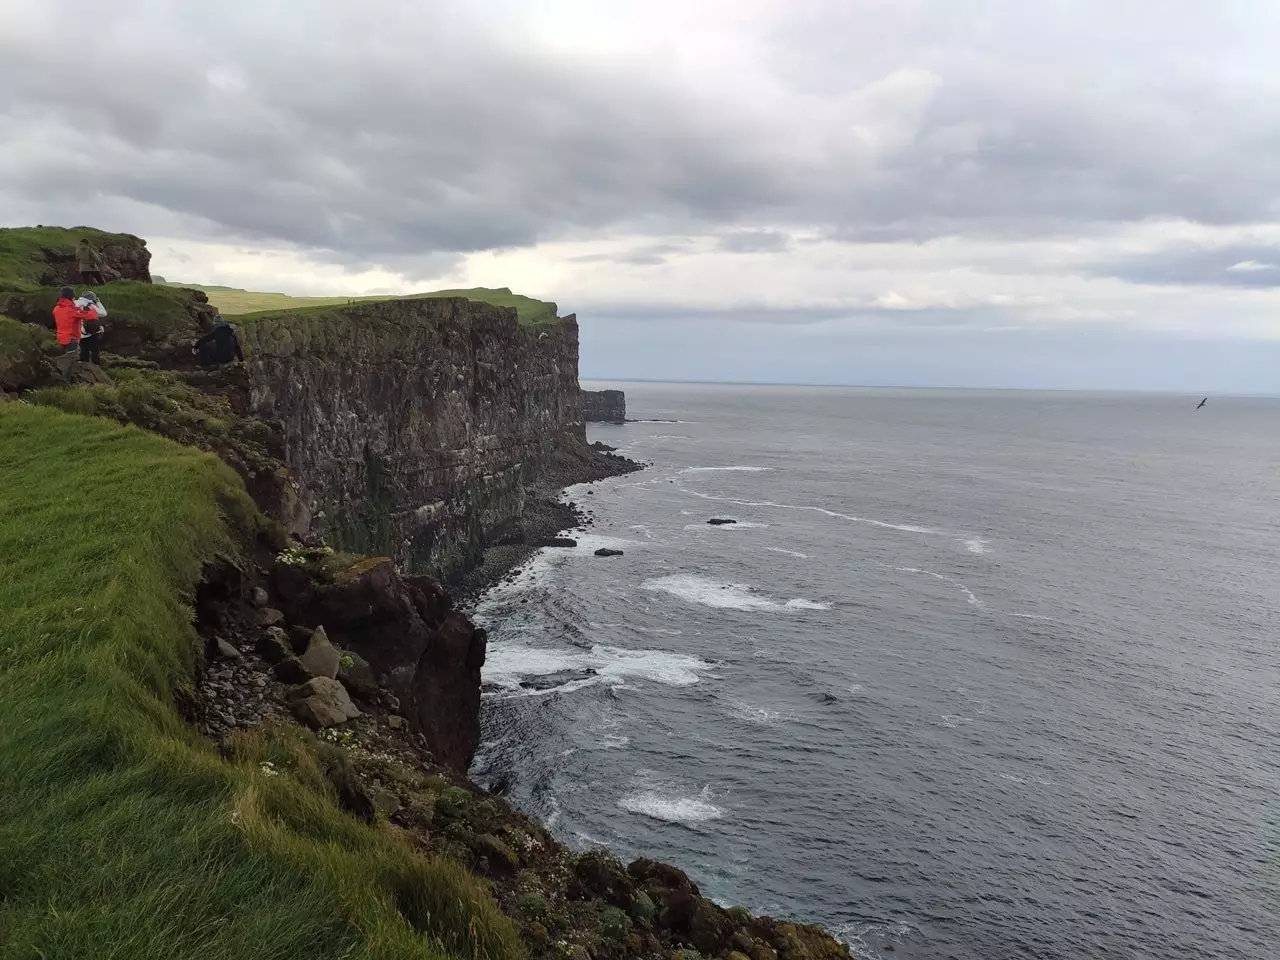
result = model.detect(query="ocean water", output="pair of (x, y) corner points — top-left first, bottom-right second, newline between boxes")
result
(471, 383), (1280, 960)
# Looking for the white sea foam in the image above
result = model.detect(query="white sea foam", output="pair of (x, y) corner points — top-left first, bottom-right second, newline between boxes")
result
(483, 642), (714, 697)
(939, 714), (973, 728)
(642, 574), (830, 612)
(997, 772), (1055, 786)
(676, 485), (939, 535)
(766, 547), (809, 558)
(728, 699), (791, 725)
(963, 537), (992, 555)
(682, 466), (773, 473)
(880, 563), (983, 607)
(618, 785), (724, 823)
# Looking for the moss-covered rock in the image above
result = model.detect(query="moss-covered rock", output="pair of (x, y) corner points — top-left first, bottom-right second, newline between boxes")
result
(629, 891), (656, 926)
(599, 906), (631, 941)
(435, 785), (473, 822)
(0, 316), (54, 391)
(569, 850), (634, 906)
(473, 833), (520, 874)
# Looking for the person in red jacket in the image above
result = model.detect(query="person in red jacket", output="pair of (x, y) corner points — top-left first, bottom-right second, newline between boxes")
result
(52, 286), (98, 355)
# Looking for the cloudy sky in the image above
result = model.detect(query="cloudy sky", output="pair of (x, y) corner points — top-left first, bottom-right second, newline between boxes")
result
(4, 0), (1279, 391)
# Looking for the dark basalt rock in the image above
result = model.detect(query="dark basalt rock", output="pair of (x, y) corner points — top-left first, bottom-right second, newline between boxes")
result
(708, 518), (737, 525)
(594, 548), (623, 557)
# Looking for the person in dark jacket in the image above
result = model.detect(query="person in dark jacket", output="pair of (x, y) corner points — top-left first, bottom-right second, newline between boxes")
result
(191, 317), (244, 367)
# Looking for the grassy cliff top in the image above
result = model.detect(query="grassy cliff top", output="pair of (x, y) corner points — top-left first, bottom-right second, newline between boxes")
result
(168, 283), (560, 326)
(0, 226), (145, 292)
(0, 404), (520, 960)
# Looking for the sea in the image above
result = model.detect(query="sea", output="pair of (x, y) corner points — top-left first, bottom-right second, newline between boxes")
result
(470, 383), (1280, 960)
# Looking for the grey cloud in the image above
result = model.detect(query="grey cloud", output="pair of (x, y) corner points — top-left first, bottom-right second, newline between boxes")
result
(3, 0), (1279, 276)
(580, 302), (1021, 330)
(717, 231), (791, 253)
(1096, 244), (1280, 288)
(569, 244), (689, 266)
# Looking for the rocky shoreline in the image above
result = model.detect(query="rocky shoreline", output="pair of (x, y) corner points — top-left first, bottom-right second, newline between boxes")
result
(191, 531), (850, 960)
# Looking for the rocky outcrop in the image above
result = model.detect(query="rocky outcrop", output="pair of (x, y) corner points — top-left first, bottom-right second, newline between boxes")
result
(583, 388), (626, 423)
(242, 299), (601, 579)
(0, 226), (153, 289)
(272, 555), (485, 770)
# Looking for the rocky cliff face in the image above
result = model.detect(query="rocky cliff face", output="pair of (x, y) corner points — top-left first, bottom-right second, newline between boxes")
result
(583, 388), (626, 423)
(242, 299), (591, 579)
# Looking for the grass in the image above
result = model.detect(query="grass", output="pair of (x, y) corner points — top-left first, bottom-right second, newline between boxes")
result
(167, 283), (560, 326)
(0, 226), (142, 292)
(0, 404), (523, 960)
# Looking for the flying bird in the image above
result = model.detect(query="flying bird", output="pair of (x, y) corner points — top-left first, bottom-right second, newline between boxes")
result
(1196, 397), (1207, 409)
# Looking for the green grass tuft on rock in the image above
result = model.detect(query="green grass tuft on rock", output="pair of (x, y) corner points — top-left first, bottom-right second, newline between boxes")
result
(0, 404), (524, 960)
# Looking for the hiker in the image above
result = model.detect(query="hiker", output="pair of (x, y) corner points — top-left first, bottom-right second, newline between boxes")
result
(52, 286), (100, 358)
(77, 239), (106, 285)
(191, 316), (244, 367)
(74, 290), (108, 365)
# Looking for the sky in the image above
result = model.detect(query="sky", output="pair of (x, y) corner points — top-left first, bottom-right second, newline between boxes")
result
(3, 0), (1279, 391)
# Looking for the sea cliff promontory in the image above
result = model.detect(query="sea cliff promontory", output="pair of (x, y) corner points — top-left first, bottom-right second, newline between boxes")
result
(0, 226), (849, 960)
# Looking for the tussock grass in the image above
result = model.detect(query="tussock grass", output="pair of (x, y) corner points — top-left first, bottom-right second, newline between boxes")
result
(0, 405), (522, 960)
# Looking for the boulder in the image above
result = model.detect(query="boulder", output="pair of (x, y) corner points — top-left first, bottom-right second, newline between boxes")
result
(594, 548), (623, 557)
(297, 625), (340, 679)
(472, 833), (520, 874)
(569, 850), (634, 907)
(707, 518), (737, 526)
(249, 586), (270, 607)
(210, 637), (242, 661)
(687, 900), (735, 956)
(368, 784), (401, 817)
(287, 677), (360, 728)
(258, 607), (285, 627)
(287, 624), (314, 652)
(337, 649), (379, 702)
(272, 657), (312, 684)
(255, 626), (292, 663)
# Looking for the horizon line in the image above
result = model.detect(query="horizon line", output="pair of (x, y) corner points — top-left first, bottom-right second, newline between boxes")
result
(579, 377), (1280, 399)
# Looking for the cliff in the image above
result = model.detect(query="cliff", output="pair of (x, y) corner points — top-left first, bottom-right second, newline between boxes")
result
(583, 388), (627, 423)
(0, 228), (850, 960)
(239, 300), (612, 579)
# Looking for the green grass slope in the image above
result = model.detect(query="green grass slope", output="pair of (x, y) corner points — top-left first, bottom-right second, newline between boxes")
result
(0, 405), (521, 960)
(168, 283), (560, 326)
(0, 226), (141, 292)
